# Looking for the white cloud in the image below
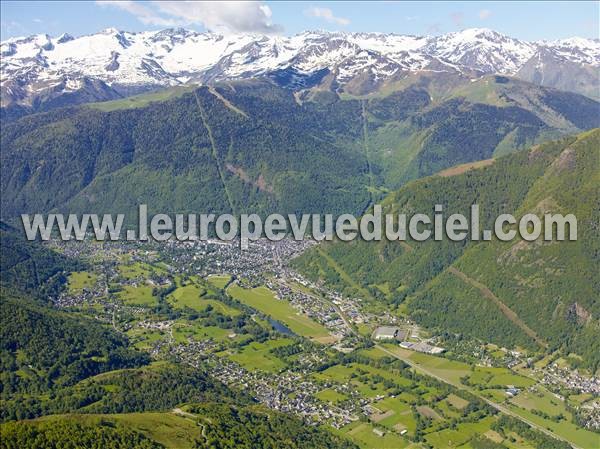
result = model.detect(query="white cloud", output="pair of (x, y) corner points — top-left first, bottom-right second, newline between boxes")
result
(479, 9), (492, 20)
(305, 7), (350, 26)
(155, 1), (281, 33)
(96, 1), (181, 26)
(97, 1), (282, 33)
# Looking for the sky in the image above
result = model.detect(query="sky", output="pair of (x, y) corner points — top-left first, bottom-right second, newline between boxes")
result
(1, 1), (599, 41)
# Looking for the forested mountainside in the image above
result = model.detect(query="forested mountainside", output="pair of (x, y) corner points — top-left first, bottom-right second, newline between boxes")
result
(0, 222), (84, 298)
(1, 76), (599, 222)
(293, 130), (600, 371)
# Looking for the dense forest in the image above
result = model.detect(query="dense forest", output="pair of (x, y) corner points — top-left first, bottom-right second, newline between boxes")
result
(294, 130), (600, 370)
(188, 403), (359, 449)
(0, 222), (84, 299)
(0, 419), (162, 449)
(2, 77), (598, 222)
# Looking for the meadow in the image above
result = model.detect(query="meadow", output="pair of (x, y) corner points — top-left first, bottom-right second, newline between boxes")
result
(226, 339), (293, 372)
(167, 282), (240, 316)
(67, 271), (98, 292)
(227, 284), (330, 339)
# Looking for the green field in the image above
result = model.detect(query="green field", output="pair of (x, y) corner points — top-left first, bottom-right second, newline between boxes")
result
(507, 386), (600, 449)
(467, 366), (535, 388)
(382, 345), (472, 384)
(31, 412), (202, 449)
(89, 86), (195, 112)
(172, 322), (251, 346)
(372, 397), (416, 435)
(167, 283), (239, 316)
(126, 327), (164, 350)
(67, 271), (98, 292)
(315, 388), (348, 404)
(338, 421), (410, 449)
(226, 339), (293, 372)
(315, 363), (413, 399)
(425, 416), (496, 448)
(227, 284), (330, 339)
(119, 262), (150, 279)
(207, 274), (232, 289)
(118, 284), (156, 306)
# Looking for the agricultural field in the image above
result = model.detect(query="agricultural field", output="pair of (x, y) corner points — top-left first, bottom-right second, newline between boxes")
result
(118, 284), (156, 306)
(314, 363), (413, 399)
(125, 327), (164, 350)
(425, 416), (497, 448)
(381, 345), (472, 384)
(315, 388), (348, 404)
(167, 282), (239, 316)
(507, 386), (600, 449)
(465, 366), (535, 388)
(225, 338), (293, 372)
(337, 421), (410, 449)
(172, 321), (252, 346)
(207, 274), (232, 289)
(118, 261), (153, 280)
(227, 284), (330, 339)
(371, 397), (416, 435)
(67, 271), (98, 292)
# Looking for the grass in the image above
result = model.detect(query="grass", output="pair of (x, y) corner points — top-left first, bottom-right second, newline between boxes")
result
(89, 86), (195, 112)
(118, 284), (156, 306)
(383, 346), (471, 384)
(446, 393), (469, 410)
(226, 339), (293, 372)
(167, 283), (240, 316)
(31, 412), (202, 449)
(373, 397), (415, 434)
(67, 271), (98, 292)
(425, 416), (496, 448)
(510, 388), (564, 416)
(481, 389), (509, 402)
(437, 159), (495, 177)
(508, 401), (600, 449)
(126, 328), (164, 350)
(173, 322), (250, 345)
(118, 262), (152, 280)
(314, 363), (412, 399)
(227, 284), (330, 339)
(338, 421), (410, 449)
(467, 366), (535, 388)
(315, 388), (348, 404)
(207, 274), (232, 290)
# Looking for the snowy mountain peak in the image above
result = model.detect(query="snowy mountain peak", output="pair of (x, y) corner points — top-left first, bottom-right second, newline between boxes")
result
(2, 28), (599, 108)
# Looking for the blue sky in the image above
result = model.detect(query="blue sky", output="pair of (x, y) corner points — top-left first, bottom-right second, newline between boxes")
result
(1, 1), (598, 41)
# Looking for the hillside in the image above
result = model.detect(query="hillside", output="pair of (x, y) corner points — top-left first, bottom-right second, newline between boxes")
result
(0, 222), (84, 299)
(292, 130), (600, 370)
(1, 78), (598, 222)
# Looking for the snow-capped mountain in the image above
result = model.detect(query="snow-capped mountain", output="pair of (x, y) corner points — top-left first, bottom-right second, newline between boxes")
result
(2, 27), (599, 109)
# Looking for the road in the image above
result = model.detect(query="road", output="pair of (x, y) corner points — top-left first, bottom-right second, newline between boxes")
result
(374, 344), (581, 449)
(280, 274), (581, 448)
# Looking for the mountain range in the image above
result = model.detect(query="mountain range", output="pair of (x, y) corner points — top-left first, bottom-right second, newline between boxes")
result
(2, 27), (599, 117)
(2, 76), (599, 221)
